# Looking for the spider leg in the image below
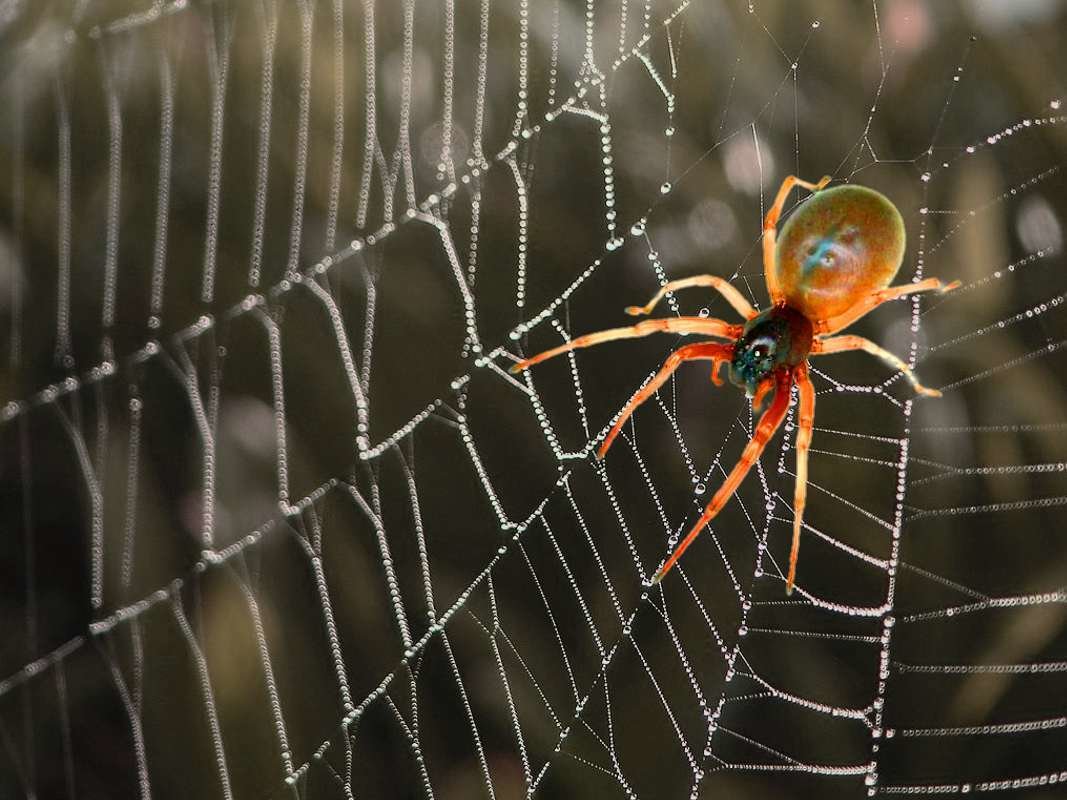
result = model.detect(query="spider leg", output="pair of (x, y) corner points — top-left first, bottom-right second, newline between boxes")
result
(652, 368), (794, 584)
(813, 335), (941, 397)
(598, 342), (733, 459)
(750, 376), (775, 411)
(816, 278), (960, 334)
(763, 174), (832, 303)
(509, 317), (742, 373)
(787, 363), (815, 595)
(710, 358), (726, 386)
(625, 275), (758, 320)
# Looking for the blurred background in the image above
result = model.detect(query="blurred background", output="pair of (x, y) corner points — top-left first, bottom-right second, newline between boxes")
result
(1, 0), (1067, 797)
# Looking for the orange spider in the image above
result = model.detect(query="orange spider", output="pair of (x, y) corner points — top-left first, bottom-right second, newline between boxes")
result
(511, 176), (959, 594)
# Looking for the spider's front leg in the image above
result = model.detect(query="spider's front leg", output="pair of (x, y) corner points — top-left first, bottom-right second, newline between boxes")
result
(652, 368), (794, 584)
(597, 342), (733, 459)
(624, 274), (758, 321)
(509, 316), (741, 373)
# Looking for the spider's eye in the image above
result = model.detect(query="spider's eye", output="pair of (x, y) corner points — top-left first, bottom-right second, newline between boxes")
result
(750, 338), (775, 363)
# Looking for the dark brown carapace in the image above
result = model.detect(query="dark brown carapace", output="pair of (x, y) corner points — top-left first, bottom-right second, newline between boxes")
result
(511, 176), (960, 594)
(727, 304), (813, 398)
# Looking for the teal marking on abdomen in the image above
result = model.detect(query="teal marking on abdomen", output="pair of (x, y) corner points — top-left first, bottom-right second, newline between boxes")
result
(801, 223), (844, 277)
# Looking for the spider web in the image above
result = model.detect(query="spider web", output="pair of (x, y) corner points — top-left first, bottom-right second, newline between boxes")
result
(1, 1), (1067, 798)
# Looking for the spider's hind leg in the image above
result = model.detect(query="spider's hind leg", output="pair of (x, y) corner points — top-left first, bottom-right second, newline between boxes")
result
(652, 368), (794, 584)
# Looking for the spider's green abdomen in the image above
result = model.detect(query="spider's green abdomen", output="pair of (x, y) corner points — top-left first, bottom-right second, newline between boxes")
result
(774, 184), (906, 323)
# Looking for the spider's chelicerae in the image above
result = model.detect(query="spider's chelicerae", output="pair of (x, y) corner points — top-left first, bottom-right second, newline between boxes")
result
(511, 175), (959, 594)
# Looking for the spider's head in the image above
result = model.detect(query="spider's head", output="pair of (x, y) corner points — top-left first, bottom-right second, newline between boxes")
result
(729, 306), (814, 397)
(729, 334), (778, 397)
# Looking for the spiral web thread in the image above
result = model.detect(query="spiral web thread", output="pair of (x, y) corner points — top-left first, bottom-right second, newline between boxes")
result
(2, 1), (1067, 798)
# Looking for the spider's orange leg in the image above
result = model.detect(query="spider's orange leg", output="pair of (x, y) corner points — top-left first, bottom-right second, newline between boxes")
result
(509, 317), (742, 373)
(652, 368), (794, 584)
(750, 376), (775, 410)
(787, 363), (815, 595)
(763, 175), (832, 303)
(625, 275), (758, 321)
(598, 342), (733, 459)
(813, 335), (941, 397)
(816, 278), (961, 335)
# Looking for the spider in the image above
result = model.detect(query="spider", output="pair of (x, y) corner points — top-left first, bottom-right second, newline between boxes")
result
(511, 175), (960, 594)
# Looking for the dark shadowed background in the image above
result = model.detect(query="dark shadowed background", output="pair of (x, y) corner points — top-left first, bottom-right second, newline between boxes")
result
(1, 1), (1067, 798)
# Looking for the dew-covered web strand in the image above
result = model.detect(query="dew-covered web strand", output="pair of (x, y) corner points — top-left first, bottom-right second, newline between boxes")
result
(0, 6), (873, 794)
(149, 35), (175, 329)
(54, 68), (74, 369)
(856, 37), (974, 794)
(324, 0), (346, 254)
(2, 10), (708, 797)
(0, 3), (679, 429)
(867, 45), (1067, 800)
(284, 0), (314, 285)
(200, 7), (234, 306)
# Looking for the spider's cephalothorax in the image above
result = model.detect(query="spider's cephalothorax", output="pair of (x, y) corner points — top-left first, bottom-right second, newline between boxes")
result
(511, 175), (960, 594)
(729, 305), (813, 397)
